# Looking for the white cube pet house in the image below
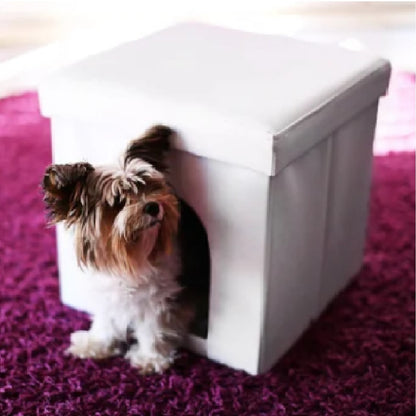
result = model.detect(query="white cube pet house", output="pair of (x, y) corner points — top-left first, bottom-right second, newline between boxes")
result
(39, 23), (390, 375)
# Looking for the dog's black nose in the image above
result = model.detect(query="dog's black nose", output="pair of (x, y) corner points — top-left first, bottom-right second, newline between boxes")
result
(143, 202), (159, 217)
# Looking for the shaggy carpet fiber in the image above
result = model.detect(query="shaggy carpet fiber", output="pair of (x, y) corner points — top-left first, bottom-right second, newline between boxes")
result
(0, 74), (414, 415)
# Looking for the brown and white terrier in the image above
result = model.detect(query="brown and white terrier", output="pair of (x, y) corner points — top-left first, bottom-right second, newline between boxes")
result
(42, 125), (191, 374)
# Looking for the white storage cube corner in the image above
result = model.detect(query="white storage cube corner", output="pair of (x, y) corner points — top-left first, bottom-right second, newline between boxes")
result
(39, 23), (390, 375)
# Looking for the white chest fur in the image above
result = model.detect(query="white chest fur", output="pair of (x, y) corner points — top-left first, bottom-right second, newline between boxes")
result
(88, 262), (180, 333)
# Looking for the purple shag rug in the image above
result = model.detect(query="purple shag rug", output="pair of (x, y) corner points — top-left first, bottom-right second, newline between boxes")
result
(0, 74), (415, 415)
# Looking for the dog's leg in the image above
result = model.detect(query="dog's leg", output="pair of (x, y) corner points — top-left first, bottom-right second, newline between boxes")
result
(66, 314), (123, 359)
(125, 311), (178, 374)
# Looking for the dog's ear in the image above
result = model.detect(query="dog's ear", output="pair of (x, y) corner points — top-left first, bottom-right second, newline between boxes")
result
(124, 125), (174, 172)
(41, 162), (94, 225)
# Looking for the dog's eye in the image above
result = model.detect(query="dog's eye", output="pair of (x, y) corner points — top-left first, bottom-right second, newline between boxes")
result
(112, 195), (125, 211)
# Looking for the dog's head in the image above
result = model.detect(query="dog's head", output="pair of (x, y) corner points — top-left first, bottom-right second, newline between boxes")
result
(42, 125), (179, 277)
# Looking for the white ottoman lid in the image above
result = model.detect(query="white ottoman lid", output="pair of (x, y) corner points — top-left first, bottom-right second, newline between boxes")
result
(39, 23), (390, 175)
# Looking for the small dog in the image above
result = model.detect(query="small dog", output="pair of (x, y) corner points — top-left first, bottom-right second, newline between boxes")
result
(42, 125), (191, 374)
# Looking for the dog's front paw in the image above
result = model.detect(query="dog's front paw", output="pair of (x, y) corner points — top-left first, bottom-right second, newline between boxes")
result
(125, 346), (174, 374)
(66, 330), (119, 359)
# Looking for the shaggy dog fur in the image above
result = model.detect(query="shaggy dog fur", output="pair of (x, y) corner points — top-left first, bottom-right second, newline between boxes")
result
(42, 125), (191, 374)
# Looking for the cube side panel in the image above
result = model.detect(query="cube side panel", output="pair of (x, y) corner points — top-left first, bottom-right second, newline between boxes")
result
(260, 139), (332, 373)
(318, 103), (379, 313)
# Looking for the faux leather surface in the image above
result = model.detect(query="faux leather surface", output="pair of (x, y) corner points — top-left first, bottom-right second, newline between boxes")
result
(39, 23), (390, 174)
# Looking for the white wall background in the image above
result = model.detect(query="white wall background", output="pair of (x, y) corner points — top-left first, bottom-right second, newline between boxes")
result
(0, 1), (414, 96)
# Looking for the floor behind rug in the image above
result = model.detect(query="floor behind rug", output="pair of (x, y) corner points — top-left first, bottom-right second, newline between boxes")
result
(0, 75), (414, 415)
